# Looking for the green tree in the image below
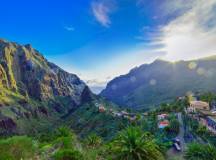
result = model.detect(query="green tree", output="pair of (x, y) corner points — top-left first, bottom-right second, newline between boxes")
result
(185, 143), (216, 160)
(108, 126), (164, 160)
(54, 126), (76, 149)
(56, 126), (74, 138)
(200, 92), (216, 103)
(196, 125), (207, 136)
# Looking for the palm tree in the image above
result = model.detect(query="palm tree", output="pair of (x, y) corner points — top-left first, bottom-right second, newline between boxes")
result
(185, 143), (216, 160)
(85, 133), (102, 148)
(56, 126), (74, 138)
(108, 126), (164, 160)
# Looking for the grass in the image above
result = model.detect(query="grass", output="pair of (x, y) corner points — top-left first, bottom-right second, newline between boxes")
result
(0, 136), (37, 160)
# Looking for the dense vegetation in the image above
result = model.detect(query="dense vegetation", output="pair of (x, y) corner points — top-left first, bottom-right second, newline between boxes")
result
(185, 143), (216, 160)
(1, 93), (216, 159)
(0, 126), (165, 160)
(1, 125), (215, 160)
(1, 40), (216, 159)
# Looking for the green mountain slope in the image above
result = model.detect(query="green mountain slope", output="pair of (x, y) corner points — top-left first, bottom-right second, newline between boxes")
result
(0, 39), (119, 137)
(101, 57), (216, 109)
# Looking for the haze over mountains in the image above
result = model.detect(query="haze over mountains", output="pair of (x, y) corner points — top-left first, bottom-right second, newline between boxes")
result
(101, 56), (216, 109)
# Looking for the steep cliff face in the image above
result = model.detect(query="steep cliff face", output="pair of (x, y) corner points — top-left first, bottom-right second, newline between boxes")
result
(0, 39), (90, 104)
(0, 39), (94, 135)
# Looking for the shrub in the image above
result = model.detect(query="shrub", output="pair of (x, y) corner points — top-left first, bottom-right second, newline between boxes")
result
(56, 127), (74, 138)
(53, 149), (84, 160)
(185, 143), (216, 160)
(0, 136), (37, 160)
(52, 126), (77, 149)
(108, 126), (164, 160)
(54, 137), (74, 149)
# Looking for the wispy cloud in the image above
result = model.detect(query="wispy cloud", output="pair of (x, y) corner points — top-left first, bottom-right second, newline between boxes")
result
(157, 0), (216, 61)
(64, 26), (75, 31)
(91, 0), (116, 27)
(137, 0), (216, 61)
(159, 0), (195, 17)
(86, 79), (107, 87)
(137, 0), (195, 18)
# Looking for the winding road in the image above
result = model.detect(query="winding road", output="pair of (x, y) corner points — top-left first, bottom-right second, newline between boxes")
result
(166, 113), (186, 160)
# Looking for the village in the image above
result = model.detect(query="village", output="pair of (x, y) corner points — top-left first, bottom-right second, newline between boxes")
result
(95, 94), (216, 157)
(186, 100), (216, 134)
(95, 97), (216, 135)
(95, 102), (138, 121)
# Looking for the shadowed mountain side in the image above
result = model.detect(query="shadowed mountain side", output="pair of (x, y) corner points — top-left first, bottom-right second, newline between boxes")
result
(100, 57), (216, 109)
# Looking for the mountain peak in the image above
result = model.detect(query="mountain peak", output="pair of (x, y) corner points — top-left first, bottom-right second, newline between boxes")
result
(101, 55), (216, 108)
(0, 39), (95, 135)
(0, 39), (92, 102)
(24, 44), (32, 49)
(0, 38), (8, 43)
(153, 58), (171, 64)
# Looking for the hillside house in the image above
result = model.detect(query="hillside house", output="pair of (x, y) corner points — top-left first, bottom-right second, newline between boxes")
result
(206, 116), (216, 134)
(188, 101), (210, 113)
(98, 106), (106, 113)
(187, 100), (216, 134)
(157, 113), (169, 129)
(113, 112), (122, 117)
(210, 101), (216, 111)
(177, 96), (185, 100)
(129, 116), (137, 121)
(158, 114), (168, 120)
(121, 111), (129, 116)
(95, 103), (99, 107)
(158, 120), (169, 129)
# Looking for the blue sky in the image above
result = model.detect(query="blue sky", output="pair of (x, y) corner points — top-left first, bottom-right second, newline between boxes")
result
(0, 0), (216, 93)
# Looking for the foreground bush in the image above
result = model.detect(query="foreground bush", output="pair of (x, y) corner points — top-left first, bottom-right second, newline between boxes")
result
(107, 126), (165, 160)
(185, 143), (216, 160)
(53, 149), (84, 160)
(0, 136), (37, 160)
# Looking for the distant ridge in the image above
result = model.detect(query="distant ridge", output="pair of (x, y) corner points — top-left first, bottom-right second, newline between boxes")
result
(100, 55), (216, 109)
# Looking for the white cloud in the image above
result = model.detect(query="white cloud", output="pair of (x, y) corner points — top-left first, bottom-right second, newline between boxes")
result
(156, 0), (216, 61)
(64, 26), (75, 31)
(91, 0), (116, 27)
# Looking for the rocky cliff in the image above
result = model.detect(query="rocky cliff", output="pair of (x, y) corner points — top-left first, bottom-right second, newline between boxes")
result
(0, 39), (93, 135)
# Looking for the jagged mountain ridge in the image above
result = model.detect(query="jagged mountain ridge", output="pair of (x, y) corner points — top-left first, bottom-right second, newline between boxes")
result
(100, 57), (216, 109)
(0, 39), (94, 135)
(0, 39), (90, 104)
